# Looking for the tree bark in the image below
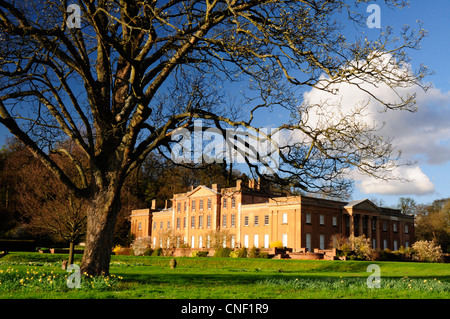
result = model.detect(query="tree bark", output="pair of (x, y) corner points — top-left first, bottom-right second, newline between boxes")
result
(80, 186), (121, 276)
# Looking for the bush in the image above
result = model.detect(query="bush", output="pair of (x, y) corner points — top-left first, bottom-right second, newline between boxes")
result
(191, 250), (208, 257)
(151, 247), (163, 256)
(248, 247), (260, 258)
(269, 241), (283, 249)
(412, 240), (444, 262)
(131, 237), (152, 256)
(214, 247), (232, 257)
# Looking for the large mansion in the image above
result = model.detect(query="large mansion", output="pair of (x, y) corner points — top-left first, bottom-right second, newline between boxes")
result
(130, 179), (415, 252)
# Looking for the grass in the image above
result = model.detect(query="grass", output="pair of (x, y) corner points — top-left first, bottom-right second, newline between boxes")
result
(0, 252), (449, 299)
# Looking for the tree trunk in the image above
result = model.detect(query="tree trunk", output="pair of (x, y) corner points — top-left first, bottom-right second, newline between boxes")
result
(80, 187), (121, 276)
(68, 241), (75, 266)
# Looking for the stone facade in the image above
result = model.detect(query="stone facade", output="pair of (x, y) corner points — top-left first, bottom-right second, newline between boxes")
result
(130, 179), (415, 252)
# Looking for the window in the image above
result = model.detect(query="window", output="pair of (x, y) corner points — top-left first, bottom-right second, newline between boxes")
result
(332, 216), (337, 226)
(383, 221), (387, 231)
(231, 235), (235, 248)
(244, 216), (249, 226)
(244, 235), (249, 248)
(282, 234), (288, 248)
(319, 234), (325, 250)
(383, 239), (388, 249)
(320, 215), (325, 225)
(191, 236), (195, 248)
(207, 215), (211, 228)
(153, 222), (156, 230)
(207, 235), (211, 248)
(191, 216), (195, 228)
(223, 198), (227, 209)
(405, 241), (409, 248)
(184, 202), (187, 212)
(199, 236), (203, 248)
(306, 233), (311, 252)
(177, 202), (181, 212)
(372, 238), (376, 249)
(254, 215), (259, 226)
(264, 215), (269, 225)
(208, 198), (212, 210)
(231, 196), (236, 208)
(264, 234), (270, 248)
(167, 221), (170, 229)
(393, 222), (398, 232)
(254, 234), (259, 248)
(372, 219), (376, 230)
(282, 213), (288, 224)
(192, 199), (196, 211)
(160, 221), (163, 230)
(306, 213), (311, 224)
(183, 217), (186, 229)
(393, 240), (398, 251)
(138, 222), (142, 231)
(177, 218), (180, 229)
(223, 214), (227, 227)
(199, 215), (203, 228)
(199, 199), (204, 210)
(231, 214), (235, 227)
(405, 224), (409, 234)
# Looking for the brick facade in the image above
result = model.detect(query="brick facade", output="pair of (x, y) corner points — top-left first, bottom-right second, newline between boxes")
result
(130, 180), (415, 252)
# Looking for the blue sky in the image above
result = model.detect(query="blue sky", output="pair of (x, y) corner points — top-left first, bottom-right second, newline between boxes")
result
(350, 1), (450, 206)
(1, 1), (449, 207)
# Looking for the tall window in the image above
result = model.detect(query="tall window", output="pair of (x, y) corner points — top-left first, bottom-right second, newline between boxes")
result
(306, 213), (311, 224)
(223, 214), (227, 227)
(176, 218), (180, 229)
(306, 233), (311, 251)
(199, 215), (203, 228)
(207, 198), (212, 210)
(191, 216), (195, 228)
(282, 213), (288, 224)
(207, 215), (211, 228)
(244, 216), (249, 226)
(319, 215), (325, 225)
(231, 196), (236, 208)
(231, 214), (236, 227)
(199, 199), (204, 210)
(192, 199), (196, 211)
(264, 215), (269, 225)
(177, 202), (181, 212)
(319, 234), (325, 250)
(332, 216), (337, 226)
(223, 198), (227, 208)
(254, 215), (259, 226)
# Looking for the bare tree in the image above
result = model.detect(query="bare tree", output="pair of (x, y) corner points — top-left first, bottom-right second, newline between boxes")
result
(0, 0), (429, 275)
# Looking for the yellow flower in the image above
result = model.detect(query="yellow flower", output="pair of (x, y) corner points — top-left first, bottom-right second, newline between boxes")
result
(423, 280), (427, 283)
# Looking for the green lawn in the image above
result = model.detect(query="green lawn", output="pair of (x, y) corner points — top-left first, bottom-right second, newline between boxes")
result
(0, 252), (449, 299)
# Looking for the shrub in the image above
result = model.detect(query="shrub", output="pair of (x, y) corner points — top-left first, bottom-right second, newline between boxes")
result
(269, 241), (283, 249)
(412, 240), (444, 262)
(131, 237), (152, 256)
(151, 247), (163, 256)
(214, 247), (232, 257)
(248, 247), (260, 258)
(191, 250), (208, 257)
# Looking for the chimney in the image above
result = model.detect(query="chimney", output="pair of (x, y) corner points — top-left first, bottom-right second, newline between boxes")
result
(165, 199), (168, 209)
(190, 185), (194, 191)
(236, 179), (242, 190)
(248, 179), (254, 189)
(212, 183), (218, 191)
(151, 199), (156, 210)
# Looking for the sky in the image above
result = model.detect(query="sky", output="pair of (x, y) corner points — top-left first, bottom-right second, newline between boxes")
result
(1, 1), (449, 208)
(310, 1), (450, 207)
(349, 1), (450, 206)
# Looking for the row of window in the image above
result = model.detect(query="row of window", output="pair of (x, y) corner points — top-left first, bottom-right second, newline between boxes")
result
(176, 197), (237, 212)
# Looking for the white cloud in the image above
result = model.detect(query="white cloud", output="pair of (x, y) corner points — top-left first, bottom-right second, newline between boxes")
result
(351, 165), (435, 196)
(299, 53), (450, 196)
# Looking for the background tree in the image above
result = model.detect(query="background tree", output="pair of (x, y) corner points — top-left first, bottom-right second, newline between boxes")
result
(0, 0), (428, 275)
